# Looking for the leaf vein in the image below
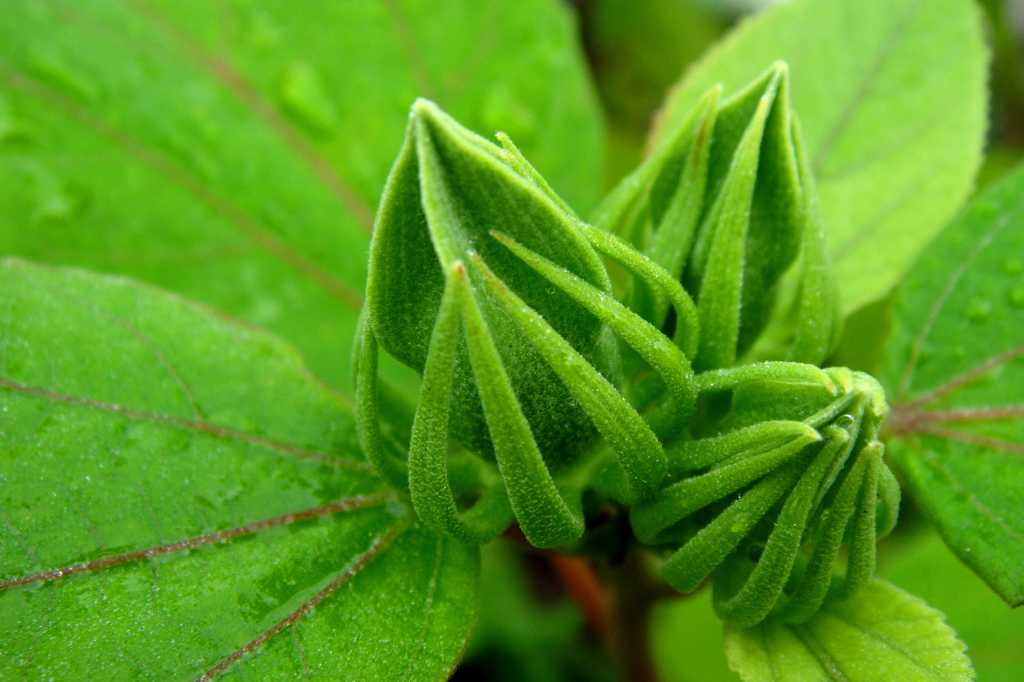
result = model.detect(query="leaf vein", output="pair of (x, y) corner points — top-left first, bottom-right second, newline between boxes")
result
(0, 61), (364, 310)
(0, 378), (371, 470)
(194, 516), (411, 681)
(0, 493), (390, 592)
(896, 213), (1014, 402)
(812, 0), (924, 175)
(123, 0), (376, 232)
(815, 608), (942, 677)
(920, 450), (1024, 543)
(791, 623), (850, 681)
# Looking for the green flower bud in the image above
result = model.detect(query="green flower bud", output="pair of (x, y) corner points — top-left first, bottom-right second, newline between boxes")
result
(367, 99), (613, 467)
(631, 362), (899, 626)
(356, 100), (697, 548)
(592, 62), (842, 371)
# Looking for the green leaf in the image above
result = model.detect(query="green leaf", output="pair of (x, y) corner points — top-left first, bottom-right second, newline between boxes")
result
(881, 529), (1024, 682)
(724, 580), (974, 682)
(0, 0), (604, 393)
(651, 588), (738, 682)
(0, 260), (477, 680)
(882, 163), (1024, 607)
(655, 0), (988, 313)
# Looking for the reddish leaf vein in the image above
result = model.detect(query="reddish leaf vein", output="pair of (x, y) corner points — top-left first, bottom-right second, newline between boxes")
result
(900, 342), (1024, 411)
(195, 518), (410, 681)
(0, 493), (390, 592)
(0, 378), (371, 470)
(0, 62), (364, 310)
(910, 426), (1024, 456)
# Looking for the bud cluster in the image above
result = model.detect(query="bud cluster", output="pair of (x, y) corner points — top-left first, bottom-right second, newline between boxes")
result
(592, 62), (842, 370)
(355, 64), (899, 625)
(632, 363), (899, 625)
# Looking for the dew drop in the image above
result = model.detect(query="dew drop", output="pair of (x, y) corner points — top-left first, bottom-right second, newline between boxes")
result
(386, 496), (409, 518)
(244, 9), (281, 51)
(1008, 286), (1024, 309)
(835, 414), (856, 429)
(973, 202), (997, 218)
(277, 61), (338, 136)
(965, 298), (991, 323)
(481, 83), (537, 144)
(0, 94), (15, 142)
(30, 169), (89, 223)
(27, 46), (100, 104)
(250, 296), (281, 325)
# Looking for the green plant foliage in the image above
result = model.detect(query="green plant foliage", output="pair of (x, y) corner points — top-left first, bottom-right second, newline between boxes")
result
(0, 0), (603, 392)
(882, 529), (1024, 682)
(655, 0), (988, 314)
(581, 0), (722, 182)
(883, 164), (1024, 607)
(361, 91), (904, 635)
(651, 589), (737, 682)
(0, 260), (477, 680)
(359, 100), (698, 547)
(0, 0), (1014, 678)
(723, 579), (974, 682)
(593, 62), (841, 369)
(633, 364), (899, 626)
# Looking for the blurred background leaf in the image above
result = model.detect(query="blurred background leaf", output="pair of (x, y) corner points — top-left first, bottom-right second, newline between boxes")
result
(652, 0), (989, 317)
(571, 0), (724, 184)
(882, 525), (1024, 682)
(454, 543), (620, 682)
(0, 0), (604, 398)
(652, 589), (736, 682)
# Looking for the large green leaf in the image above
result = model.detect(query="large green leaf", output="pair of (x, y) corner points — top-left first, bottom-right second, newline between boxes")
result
(882, 529), (1024, 682)
(654, 0), (987, 313)
(0, 0), (603, 392)
(0, 259), (477, 680)
(882, 164), (1024, 607)
(724, 580), (974, 682)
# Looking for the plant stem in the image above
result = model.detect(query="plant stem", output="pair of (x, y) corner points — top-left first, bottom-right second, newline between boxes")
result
(606, 546), (663, 682)
(549, 554), (612, 640)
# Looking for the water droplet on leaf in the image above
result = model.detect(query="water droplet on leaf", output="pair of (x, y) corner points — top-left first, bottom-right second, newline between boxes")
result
(965, 298), (991, 323)
(1003, 257), (1024, 275)
(277, 61), (338, 136)
(1008, 286), (1024, 308)
(835, 414), (856, 429)
(481, 83), (537, 144)
(27, 46), (101, 104)
(244, 9), (281, 51)
(30, 169), (89, 223)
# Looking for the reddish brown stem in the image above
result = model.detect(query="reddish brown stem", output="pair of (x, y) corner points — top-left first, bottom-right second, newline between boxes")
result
(606, 548), (662, 682)
(548, 554), (611, 642)
(900, 342), (1024, 410)
(902, 405), (1024, 424)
